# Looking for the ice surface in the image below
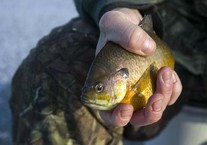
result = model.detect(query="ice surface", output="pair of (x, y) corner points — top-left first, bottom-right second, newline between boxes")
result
(0, 1), (77, 144)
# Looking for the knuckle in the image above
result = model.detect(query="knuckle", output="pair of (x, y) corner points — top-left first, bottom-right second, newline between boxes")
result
(164, 85), (173, 94)
(113, 115), (128, 127)
(145, 106), (163, 123)
(126, 27), (145, 50)
(99, 11), (120, 31)
(147, 113), (162, 123)
(99, 12), (111, 30)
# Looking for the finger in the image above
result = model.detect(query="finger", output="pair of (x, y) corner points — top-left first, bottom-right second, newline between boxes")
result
(99, 104), (133, 127)
(98, 11), (156, 55)
(130, 93), (164, 126)
(168, 71), (182, 105)
(156, 67), (174, 109)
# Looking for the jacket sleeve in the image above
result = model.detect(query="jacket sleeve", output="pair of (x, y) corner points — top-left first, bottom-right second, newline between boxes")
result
(73, 0), (163, 26)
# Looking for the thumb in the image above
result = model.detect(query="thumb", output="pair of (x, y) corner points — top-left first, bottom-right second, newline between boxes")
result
(96, 10), (156, 55)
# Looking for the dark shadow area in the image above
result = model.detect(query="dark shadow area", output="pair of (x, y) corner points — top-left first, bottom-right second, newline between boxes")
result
(201, 141), (207, 145)
(0, 83), (12, 145)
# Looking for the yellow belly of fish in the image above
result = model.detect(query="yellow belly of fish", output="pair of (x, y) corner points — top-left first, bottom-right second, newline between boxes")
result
(120, 88), (152, 110)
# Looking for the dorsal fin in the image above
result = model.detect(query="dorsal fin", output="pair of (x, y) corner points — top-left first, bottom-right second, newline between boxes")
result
(139, 15), (153, 32)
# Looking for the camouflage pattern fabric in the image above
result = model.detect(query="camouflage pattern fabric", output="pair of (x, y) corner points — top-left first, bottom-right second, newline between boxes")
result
(9, 18), (123, 145)
(158, 0), (207, 107)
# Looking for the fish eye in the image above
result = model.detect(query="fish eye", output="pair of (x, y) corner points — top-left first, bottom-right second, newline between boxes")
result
(95, 83), (104, 93)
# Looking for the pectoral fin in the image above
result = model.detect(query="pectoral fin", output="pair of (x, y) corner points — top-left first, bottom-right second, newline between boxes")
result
(121, 63), (158, 110)
(132, 63), (158, 94)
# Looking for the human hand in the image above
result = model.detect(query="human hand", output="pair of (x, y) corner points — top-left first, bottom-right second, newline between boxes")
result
(97, 8), (182, 127)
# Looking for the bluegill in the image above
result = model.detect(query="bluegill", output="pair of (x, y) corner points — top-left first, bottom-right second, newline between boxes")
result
(81, 15), (174, 110)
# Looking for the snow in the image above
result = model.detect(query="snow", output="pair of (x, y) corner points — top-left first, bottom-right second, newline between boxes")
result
(0, 1), (77, 144)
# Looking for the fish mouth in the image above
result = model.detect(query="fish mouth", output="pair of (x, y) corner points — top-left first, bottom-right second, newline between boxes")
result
(80, 95), (93, 104)
(80, 95), (99, 106)
(80, 95), (114, 110)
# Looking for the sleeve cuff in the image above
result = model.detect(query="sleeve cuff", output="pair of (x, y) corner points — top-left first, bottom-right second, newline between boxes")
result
(93, 0), (163, 25)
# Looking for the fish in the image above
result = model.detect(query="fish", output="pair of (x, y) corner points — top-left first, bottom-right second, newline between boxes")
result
(81, 15), (174, 111)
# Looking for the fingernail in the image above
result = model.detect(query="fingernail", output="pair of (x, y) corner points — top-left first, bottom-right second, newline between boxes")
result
(120, 109), (132, 120)
(142, 38), (155, 54)
(172, 72), (177, 83)
(162, 70), (172, 85)
(152, 99), (162, 112)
